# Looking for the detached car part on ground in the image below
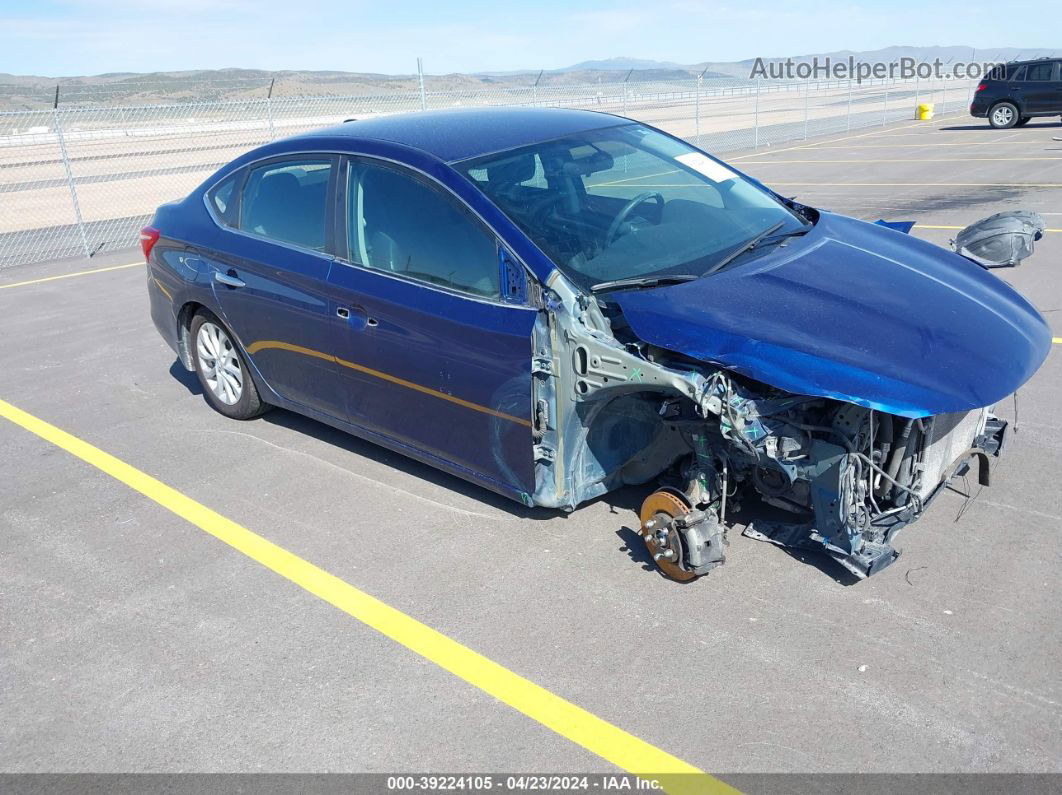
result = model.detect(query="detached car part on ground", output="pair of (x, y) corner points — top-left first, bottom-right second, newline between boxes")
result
(144, 109), (1053, 583)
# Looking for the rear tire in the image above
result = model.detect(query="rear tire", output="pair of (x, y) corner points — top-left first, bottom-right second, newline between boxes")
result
(190, 311), (267, 420)
(989, 102), (1019, 128)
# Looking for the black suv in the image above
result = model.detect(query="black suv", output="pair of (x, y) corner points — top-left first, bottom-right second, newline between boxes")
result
(970, 58), (1062, 128)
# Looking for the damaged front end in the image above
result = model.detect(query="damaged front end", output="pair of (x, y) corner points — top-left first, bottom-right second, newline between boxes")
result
(530, 269), (1019, 581)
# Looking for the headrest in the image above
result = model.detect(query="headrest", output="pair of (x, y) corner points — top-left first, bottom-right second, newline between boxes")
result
(256, 171), (300, 202)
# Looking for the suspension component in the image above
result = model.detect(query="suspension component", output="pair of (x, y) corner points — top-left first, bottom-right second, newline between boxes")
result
(639, 489), (726, 582)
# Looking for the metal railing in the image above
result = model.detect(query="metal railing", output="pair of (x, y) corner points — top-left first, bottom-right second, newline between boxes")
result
(0, 76), (975, 268)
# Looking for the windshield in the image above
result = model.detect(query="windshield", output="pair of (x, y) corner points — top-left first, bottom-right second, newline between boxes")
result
(454, 124), (808, 291)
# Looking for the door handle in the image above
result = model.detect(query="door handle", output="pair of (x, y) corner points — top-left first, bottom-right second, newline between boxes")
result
(338, 306), (377, 330)
(215, 270), (245, 288)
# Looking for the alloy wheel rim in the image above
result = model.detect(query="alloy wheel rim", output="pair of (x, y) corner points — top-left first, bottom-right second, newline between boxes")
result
(196, 322), (243, 405)
(993, 107), (1013, 125)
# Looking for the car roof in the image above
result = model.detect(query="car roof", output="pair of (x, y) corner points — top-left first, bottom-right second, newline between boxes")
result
(1004, 57), (1060, 68)
(296, 107), (630, 163)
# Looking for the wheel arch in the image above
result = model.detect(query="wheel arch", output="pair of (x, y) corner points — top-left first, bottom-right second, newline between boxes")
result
(176, 301), (206, 371)
(990, 98), (1022, 114)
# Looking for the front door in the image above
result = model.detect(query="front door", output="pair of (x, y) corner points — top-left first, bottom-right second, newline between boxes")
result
(328, 157), (538, 498)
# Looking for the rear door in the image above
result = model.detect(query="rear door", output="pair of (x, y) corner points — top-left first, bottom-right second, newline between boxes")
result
(327, 156), (538, 497)
(1017, 61), (1059, 113)
(204, 155), (344, 418)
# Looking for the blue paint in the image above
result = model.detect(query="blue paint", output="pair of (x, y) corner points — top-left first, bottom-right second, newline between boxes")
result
(614, 212), (1052, 418)
(307, 107), (629, 163)
(874, 219), (917, 234)
(147, 106), (1053, 509)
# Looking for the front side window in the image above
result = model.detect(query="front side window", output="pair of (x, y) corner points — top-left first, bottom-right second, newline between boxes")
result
(454, 124), (807, 291)
(346, 161), (501, 299)
(239, 159), (333, 251)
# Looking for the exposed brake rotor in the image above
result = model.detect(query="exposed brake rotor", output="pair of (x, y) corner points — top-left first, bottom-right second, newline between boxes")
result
(639, 489), (696, 582)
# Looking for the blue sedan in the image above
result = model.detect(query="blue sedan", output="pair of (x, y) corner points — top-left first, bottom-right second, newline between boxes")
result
(145, 107), (1051, 581)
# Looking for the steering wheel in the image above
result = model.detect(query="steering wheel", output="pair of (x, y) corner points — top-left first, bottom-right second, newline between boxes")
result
(605, 192), (664, 247)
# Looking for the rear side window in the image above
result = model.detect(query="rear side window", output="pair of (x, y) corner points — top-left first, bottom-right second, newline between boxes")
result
(239, 159), (333, 251)
(1010, 66), (1027, 81)
(1026, 63), (1054, 81)
(347, 161), (500, 299)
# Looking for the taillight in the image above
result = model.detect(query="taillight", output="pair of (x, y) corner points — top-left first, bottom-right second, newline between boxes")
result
(975, 83), (987, 92)
(139, 226), (160, 260)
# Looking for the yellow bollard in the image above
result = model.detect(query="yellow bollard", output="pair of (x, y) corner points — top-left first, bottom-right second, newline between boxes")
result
(917, 102), (935, 121)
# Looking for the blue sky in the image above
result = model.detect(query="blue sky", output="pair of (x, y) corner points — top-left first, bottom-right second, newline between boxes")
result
(1, 0), (1058, 76)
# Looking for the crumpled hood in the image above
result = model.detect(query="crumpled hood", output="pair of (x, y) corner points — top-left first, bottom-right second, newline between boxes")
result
(614, 212), (1052, 417)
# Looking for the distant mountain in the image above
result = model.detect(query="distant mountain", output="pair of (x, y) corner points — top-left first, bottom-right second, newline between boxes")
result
(698, 45), (1061, 77)
(5, 46), (1060, 111)
(556, 47), (1061, 79)
(557, 57), (685, 72)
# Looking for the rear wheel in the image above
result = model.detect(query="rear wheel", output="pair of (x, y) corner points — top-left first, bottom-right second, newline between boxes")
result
(190, 311), (267, 420)
(989, 102), (1019, 128)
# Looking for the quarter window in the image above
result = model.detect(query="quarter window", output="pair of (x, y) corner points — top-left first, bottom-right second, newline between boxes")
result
(239, 159), (333, 251)
(207, 174), (238, 227)
(347, 162), (501, 299)
(1026, 63), (1053, 81)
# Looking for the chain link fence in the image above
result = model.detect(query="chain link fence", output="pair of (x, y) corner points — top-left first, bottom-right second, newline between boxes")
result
(0, 76), (975, 268)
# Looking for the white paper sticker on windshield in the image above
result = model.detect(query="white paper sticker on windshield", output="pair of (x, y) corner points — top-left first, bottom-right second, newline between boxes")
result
(675, 152), (737, 183)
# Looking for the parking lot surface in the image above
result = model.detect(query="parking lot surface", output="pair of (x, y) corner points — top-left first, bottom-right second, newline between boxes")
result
(2, 112), (1061, 781)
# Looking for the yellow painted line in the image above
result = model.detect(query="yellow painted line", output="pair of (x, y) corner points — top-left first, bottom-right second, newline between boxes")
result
(804, 141), (1057, 149)
(731, 117), (943, 160)
(0, 261), (142, 290)
(0, 397), (730, 795)
(749, 157), (1059, 163)
(246, 340), (532, 428)
(915, 224), (1062, 233)
(767, 182), (1062, 188)
(594, 168), (680, 187)
(1054, 337), (1062, 344)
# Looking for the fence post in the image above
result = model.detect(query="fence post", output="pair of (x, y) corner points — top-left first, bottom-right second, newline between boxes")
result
(846, 79), (853, 131)
(417, 57), (427, 111)
(753, 84), (760, 148)
(266, 77), (276, 140)
(941, 78), (947, 114)
(695, 75), (701, 142)
(53, 87), (90, 258)
(803, 79), (810, 140)
(882, 81), (889, 126)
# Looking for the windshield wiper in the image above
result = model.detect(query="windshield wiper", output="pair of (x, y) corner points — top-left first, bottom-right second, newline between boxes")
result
(702, 221), (801, 276)
(590, 274), (698, 294)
